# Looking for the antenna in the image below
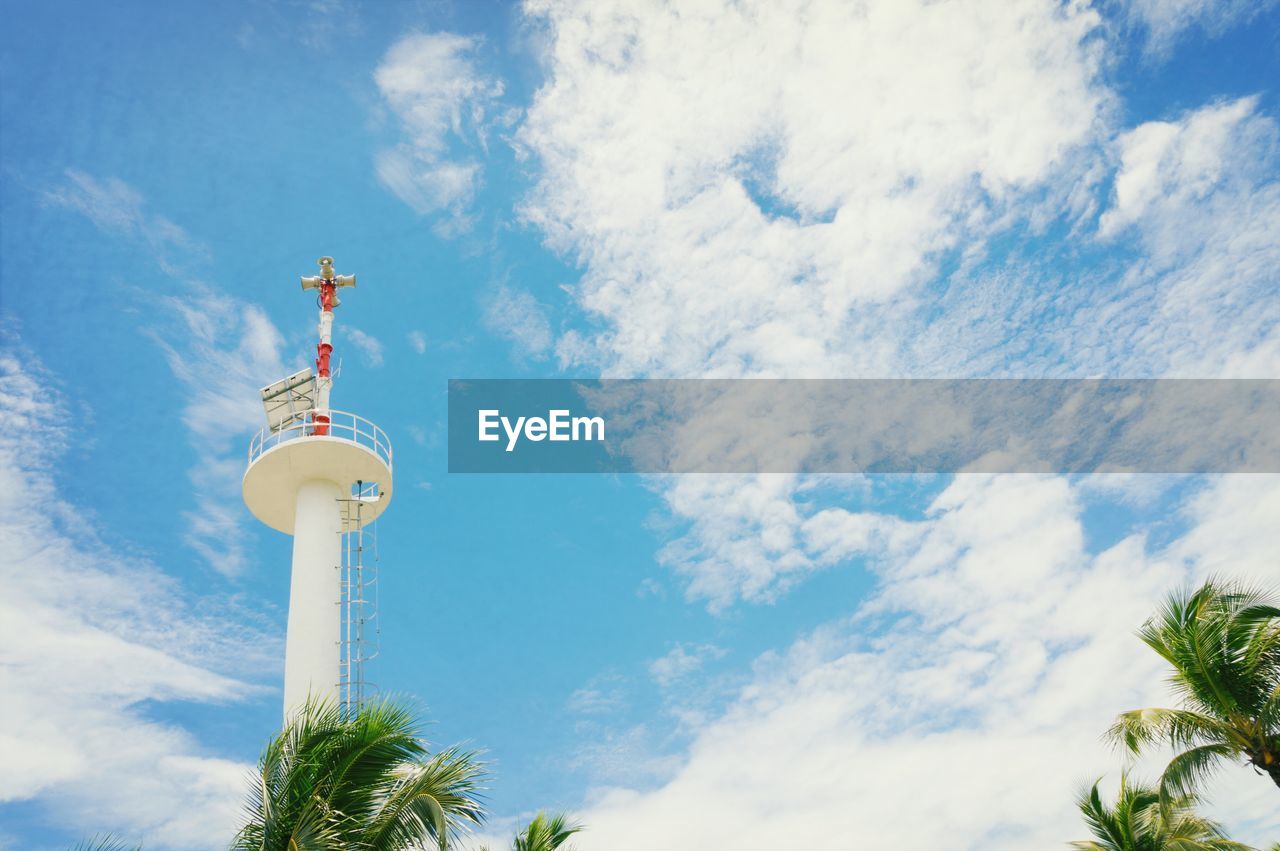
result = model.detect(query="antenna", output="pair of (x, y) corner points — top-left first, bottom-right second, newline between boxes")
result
(297, 256), (355, 436)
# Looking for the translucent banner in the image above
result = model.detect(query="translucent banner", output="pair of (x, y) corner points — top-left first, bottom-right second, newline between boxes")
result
(447, 379), (1280, 474)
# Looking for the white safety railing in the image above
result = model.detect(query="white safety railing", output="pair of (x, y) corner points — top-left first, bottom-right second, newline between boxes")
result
(248, 409), (393, 471)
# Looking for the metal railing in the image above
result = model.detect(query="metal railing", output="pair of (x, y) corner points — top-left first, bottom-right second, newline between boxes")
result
(248, 409), (393, 471)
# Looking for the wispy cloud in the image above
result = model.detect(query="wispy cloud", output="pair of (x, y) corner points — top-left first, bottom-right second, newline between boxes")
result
(577, 475), (1280, 849)
(231, 0), (364, 50)
(655, 474), (812, 609)
(374, 31), (505, 233)
(648, 643), (726, 688)
(521, 0), (1107, 377)
(297, 0), (363, 49)
(407, 329), (427, 354)
(43, 169), (210, 277)
(511, 3), (1280, 845)
(568, 673), (627, 715)
(483, 284), (553, 360)
(1100, 96), (1270, 244)
(346, 326), (386, 368)
(1117, 0), (1279, 57)
(1069, 96), (1280, 377)
(570, 723), (683, 790)
(0, 338), (276, 847)
(517, 0), (1280, 611)
(151, 292), (290, 575)
(45, 170), (291, 577)
(43, 168), (293, 573)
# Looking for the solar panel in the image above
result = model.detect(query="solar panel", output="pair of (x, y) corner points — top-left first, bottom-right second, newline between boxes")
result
(260, 367), (316, 431)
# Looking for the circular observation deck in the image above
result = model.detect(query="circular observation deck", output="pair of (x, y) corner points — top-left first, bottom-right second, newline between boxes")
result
(243, 410), (393, 534)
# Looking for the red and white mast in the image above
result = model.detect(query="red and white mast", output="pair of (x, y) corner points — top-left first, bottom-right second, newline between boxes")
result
(300, 256), (355, 436)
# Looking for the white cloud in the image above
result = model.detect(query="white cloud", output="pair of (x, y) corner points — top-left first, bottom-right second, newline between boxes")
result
(153, 292), (286, 450)
(0, 340), (274, 847)
(576, 475), (1280, 849)
(648, 473), (920, 610)
(152, 292), (290, 576)
(654, 475), (811, 609)
(407, 424), (431, 447)
(888, 94), (1280, 382)
(346, 326), (386, 368)
(298, 0), (363, 49)
(408, 329), (428, 354)
(1100, 96), (1269, 241)
(521, 0), (1107, 377)
(517, 0), (1280, 607)
(1170, 475), (1280, 581)
(506, 2), (1280, 846)
(484, 285), (554, 359)
(571, 723), (684, 790)
(515, 11), (1280, 806)
(376, 149), (481, 219)
(649, 643), (726, 688)
(46, 171), (292, 577)
(374, 32), (504, 226)
(1082, 96), (1280, 377)
(43, 169), (210, 277)
(521, 2), (1278, 384)
(1118, 0), (1279, 56)
(568, 674), (627, 715)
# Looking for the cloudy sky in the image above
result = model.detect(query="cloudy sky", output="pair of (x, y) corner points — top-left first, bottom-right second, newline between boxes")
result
(1, 0), (1279, 848)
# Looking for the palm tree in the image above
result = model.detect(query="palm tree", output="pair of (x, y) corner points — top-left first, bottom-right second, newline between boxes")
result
(513, 812), (582, 851)
(1070, 774), (1253, 850)
(69, 838), (140, 851)
(1108, 579), (1280, 799)
(479, 812), (583, 851)
(232, 698), (487, 850)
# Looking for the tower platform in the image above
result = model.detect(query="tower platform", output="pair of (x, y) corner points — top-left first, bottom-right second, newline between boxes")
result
(243, 409), (393, 534)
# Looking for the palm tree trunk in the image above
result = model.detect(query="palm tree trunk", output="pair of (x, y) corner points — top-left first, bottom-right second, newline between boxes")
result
(1255, 751), (1280, 789)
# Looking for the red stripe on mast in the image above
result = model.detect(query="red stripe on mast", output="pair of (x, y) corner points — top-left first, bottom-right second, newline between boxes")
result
(313, 280), (337, 436)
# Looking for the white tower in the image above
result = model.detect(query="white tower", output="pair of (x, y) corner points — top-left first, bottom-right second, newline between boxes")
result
(243, 257), (393, 719)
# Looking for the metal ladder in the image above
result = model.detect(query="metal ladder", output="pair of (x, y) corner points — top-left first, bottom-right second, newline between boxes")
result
(337, 483), (381, 716)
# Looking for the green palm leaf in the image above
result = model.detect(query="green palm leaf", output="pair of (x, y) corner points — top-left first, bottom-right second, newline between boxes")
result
(1110, 578), (1280, 797)
(69, 838), (141, 851)
(232, 697), (488, 851)
(1070, 775), (1255, 850)
(514, 812), (584, 851)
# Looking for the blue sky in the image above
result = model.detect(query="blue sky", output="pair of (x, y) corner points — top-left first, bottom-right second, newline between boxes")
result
(1, 0), (1279, 848)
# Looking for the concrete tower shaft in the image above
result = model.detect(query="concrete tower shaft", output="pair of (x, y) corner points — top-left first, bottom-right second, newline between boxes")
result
(286, 479), (344, 711)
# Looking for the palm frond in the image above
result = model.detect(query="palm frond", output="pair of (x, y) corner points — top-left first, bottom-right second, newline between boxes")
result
(1113, 577), (1280, 799)
(1070, 774), (1252, 850)
(1158, 743), (1238, 804)
(69, 837), (141, 851)
(1106, 707), (1237, 754)
(514, 812), (584, 851)
(358, 745), (488, 851)
(232, 698), (488, 851)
